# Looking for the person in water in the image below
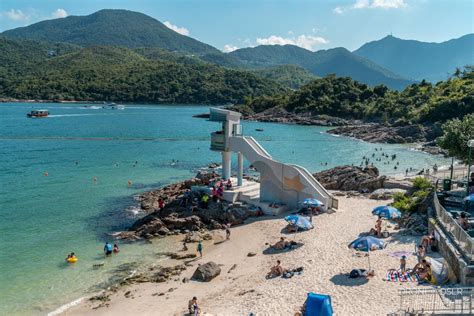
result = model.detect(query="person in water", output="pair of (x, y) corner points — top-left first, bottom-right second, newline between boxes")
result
(104, 242), (113, 256)
(113, 244), (119, 254)
(66, 252), (77, 261)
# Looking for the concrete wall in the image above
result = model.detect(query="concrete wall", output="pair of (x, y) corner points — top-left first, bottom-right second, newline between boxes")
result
(429, 217), (474, 285)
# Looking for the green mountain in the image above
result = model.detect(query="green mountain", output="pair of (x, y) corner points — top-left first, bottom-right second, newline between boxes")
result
(0, 37), (284, 104)
(1, 9), (219, 55)
(238, 68), (473, 124)
(230, 44), (414, 90)
(252, 65), (317, 89)
(354, 34), (474, 82)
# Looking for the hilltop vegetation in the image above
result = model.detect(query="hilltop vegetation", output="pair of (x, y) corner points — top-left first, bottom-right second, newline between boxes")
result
(0, 38), (284, 104)
(237, 67), (474, 124)
(1, 9), (218, 55)
(230, 45), (415, 90)
(251, 65), (317, 89)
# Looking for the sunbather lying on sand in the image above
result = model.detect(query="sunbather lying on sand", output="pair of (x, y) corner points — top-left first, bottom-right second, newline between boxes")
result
(272, 237), (290, 250)
(287, 224), (298, 233)
(266, 260), (284, 278)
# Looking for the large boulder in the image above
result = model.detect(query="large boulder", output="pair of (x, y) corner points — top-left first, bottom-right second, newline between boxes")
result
(314, 165), (385, 192)
(161, 214), (203, 231)
(192, 262), (221, 282)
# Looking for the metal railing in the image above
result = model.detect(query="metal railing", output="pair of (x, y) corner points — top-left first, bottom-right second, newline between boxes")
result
(398, 287), (474, 314)
(433, 193), (473, 262)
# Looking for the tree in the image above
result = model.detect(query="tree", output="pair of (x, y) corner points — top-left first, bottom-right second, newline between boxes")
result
(437, 114), (474, 162)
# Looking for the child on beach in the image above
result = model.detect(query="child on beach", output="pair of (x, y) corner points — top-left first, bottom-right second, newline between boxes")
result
(113, 244), (119, 254)
(225, 223), (231, 239)
(400, 255), (406, 272)
(416, 244), (426, 263)
(197, 241), (203, 257)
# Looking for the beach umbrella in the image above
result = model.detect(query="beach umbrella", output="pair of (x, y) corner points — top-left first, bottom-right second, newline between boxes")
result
(372, 206), (401, 219)
(348, 236), (385, 270)
(302, 198), (324, 207)
(464, 194), (474, 202)
(285, 214), (314, 230)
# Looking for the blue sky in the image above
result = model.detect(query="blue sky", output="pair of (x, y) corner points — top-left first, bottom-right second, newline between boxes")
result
(0, 0), (472, 52)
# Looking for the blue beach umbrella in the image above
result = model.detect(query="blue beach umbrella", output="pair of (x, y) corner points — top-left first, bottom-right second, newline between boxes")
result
(348, 236), (385, 252)
(372, 206), (401, 219)
(302, 198), (324, 207)
(464, 194), (474, 202)
(285, 214), (314, 230)
(348, 236), (385, 270)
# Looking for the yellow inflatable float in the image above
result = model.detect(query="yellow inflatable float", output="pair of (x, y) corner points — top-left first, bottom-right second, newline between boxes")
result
(66, 257), (78, 263)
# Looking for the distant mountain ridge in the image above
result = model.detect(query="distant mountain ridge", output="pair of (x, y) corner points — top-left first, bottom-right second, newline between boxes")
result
(1, 9), (219, 55)
(1, 9), (471, 90)
(230, 44), (415, 90)
(354, 34), (474, 82)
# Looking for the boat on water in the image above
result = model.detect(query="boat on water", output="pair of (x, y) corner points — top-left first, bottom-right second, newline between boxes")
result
(102, 102), (125, 110)
(26, 110), (49, 118)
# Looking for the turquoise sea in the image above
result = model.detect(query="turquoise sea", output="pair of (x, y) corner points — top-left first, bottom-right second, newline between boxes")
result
(0, 103), (451, 315)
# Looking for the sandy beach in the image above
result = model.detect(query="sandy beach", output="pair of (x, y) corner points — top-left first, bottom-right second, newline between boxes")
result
(63, 194), (427, 316)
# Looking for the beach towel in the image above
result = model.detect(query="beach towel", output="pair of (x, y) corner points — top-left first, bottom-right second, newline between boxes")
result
(384, 269), (420, 282)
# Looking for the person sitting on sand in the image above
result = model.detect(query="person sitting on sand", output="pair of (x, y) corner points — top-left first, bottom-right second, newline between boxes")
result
(418, 263), (432, 281)
(188, 296), (200, 315)
(267, 260), (284, 278)
(458, 213), (470, 231)
(421, 234), (435, 252)
(413, 259), (427, 274)
(273, 237), (290, 250)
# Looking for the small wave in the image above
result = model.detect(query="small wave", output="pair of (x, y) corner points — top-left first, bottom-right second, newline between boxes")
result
(47, 297), (84, 316)
(48, 114), (96, 118)
(80, 106), (102, 110)
(125, 205), (143, 216)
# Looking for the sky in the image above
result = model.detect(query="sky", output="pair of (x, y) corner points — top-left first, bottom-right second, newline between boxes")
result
(0, 0), (472, 52)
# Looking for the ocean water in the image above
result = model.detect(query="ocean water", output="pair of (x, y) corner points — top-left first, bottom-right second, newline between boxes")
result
(0, 103), (451, 315)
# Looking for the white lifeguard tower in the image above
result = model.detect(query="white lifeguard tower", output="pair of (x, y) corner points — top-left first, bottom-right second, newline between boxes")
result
(209, 107), (337, 214)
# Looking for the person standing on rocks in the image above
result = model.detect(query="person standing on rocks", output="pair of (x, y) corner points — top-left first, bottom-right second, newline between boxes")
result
(197, 241), (203, 257)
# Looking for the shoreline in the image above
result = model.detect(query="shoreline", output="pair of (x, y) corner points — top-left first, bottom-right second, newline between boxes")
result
(61, 193), (432, 316)
(52, 164), (458, 315)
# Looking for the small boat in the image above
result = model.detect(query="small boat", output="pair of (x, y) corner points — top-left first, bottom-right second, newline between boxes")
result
(27, 110), (49, 118)
(102, 102), (125, 110)
(255, 128), (264, 132)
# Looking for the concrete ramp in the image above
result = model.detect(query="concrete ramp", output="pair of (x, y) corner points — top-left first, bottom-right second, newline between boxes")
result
(229, 135), (338, 211)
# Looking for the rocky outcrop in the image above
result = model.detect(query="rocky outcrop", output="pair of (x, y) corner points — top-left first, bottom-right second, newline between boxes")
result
(369, 188), (407, 200)
(245, 108), (351, 126)
(116, 171), (253, 240)
(328, 123), (443, 144)
(313, 165), (385, 192)
(192, 261), (221, 282)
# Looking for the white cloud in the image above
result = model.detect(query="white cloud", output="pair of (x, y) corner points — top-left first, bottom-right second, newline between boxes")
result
(334, 0), (407, 14)
(163, 21), (189, 36)
(51, 8), (68, 19)
(5, 9), (29, 21)
(333, 6), (345, 14)
(223, 44), (238, 53)
(256, 34), (328, 51)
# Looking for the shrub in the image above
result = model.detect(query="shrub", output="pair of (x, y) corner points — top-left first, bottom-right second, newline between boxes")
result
(412, 177), (433, 191)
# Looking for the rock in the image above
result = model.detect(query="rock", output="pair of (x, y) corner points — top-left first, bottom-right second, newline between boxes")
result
(314, 165), (385, 192)
(247, 252), (257, 257)
(208, 162), (220, 169)
(228, 264), (237, 273)
(384, 179), (413, 190)
(369, 188), (407, 200)
(191, 262), (221, 282)
(327, 123), (437, 144)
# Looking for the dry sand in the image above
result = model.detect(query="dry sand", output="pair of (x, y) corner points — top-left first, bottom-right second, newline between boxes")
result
(64, 194), (426, 316)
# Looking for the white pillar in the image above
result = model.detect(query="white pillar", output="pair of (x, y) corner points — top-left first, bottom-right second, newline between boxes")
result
(237, 152), (243, 186)
(222, 151), (231, 179)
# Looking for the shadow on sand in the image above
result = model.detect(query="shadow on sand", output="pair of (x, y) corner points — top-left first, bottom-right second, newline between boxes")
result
(330, 273), (369, 286)
(262, 243), (304, 255)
